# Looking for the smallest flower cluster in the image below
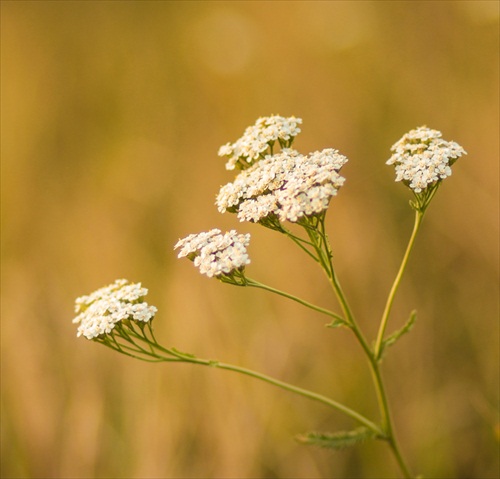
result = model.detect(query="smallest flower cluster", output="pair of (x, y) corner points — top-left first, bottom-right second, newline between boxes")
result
(174, 229), (251, 278)
(73, 279), (157, 340)
(218, 115), (302, 170)
(387, 126), (466, 193)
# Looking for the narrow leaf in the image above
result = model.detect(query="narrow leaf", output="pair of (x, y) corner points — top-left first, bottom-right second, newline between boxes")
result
(296, 427), (377, 450)
(379, 310), (417, 359)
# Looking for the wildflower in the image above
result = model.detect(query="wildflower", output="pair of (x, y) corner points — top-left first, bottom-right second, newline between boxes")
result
(216, 148), (348, 224)
(218, 115), (302, 170)
(73, 279), (157, 340)
(387, 126), (466, 193)
(174, 229), (251, 278)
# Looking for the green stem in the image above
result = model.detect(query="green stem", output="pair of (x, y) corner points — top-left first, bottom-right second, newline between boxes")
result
(245, 277), (345, 323)
(282, 228), (320, 262)
(328, 275), (414, 478)
(305, 217), (373, 355)
(389, 438), (414, 479)
(330, 268), (373, 356)
(374, 210), (423, 360)
(369, 359), (413, 478)
(129, 338), (383, 435)
(177, 354), (383, 436)
(303, 214), (415, 478)
(214, 361), (383, 435)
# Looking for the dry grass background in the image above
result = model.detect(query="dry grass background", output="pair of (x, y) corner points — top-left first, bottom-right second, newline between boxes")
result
(1, 1), (499, 478)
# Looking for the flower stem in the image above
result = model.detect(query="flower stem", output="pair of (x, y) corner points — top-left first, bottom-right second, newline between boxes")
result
(328, 278), (415, 478)
(282, 228), (320, 262)
(213, 361), (383, 435)
(302, 214), (415, 478)
(369, 358), (413, 478)
(164, 350), (383, 436)
(245, 277), (345, 323)
(389, 437), (414, 479)
(374, 210), (423, 360)
(304, 216), (372, 353)
(127, 337), (383, 435)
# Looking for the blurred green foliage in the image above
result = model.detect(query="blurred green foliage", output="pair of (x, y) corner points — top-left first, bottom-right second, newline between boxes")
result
(1, 1), (498, 478)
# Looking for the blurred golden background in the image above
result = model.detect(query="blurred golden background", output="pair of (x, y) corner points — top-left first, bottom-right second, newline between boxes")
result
(1, 1), (498, 478)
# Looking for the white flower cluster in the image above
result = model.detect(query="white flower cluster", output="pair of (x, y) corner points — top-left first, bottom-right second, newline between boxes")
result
(73, 279), (157, 340)
(218, 115), (302, 170)
(174, 229), (251, 278)
(387, 126), (466, 193)
(216, 148), (348, 223)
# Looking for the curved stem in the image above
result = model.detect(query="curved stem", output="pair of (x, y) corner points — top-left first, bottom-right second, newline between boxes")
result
(305, 216), (373, 355)
(128, 338), (383, 435)
(389, 438), (414, 479)
(374, 210), (423, 359)
(173, 354), (383, 436)
(369, 359), (413, 478)
(328, 270), (414, 478)
(245, 277), (345, 323)
(214, 361), (383, 435)
(301, 215), (415, 478)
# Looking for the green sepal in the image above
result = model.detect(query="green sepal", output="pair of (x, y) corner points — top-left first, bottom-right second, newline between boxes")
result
(378, 310), (417, 361)
(296, 427), (379, 450)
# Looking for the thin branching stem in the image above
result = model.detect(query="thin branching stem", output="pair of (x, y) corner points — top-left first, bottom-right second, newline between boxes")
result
(374, 209), (423, 360)
(211, 361), (384, 436)
(297, 213), (415, 478)
(141, 344), (384, 436)
(283, 231), (320, 262)
(107, 327), (383, 436)
(245, 277), (345, 323)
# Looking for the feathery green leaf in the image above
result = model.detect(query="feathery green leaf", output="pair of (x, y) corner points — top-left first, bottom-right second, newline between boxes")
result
(378, 310), (417, 360)
(296, 427), (378, 450)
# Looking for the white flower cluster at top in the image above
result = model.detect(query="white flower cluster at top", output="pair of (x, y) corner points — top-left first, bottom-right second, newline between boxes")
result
(73, 279), (157, 340)
(217, 147), (348, 224)
(218, 115), (302, 170)
(174, 229), (251, 278)
(386, 126), (466, 193)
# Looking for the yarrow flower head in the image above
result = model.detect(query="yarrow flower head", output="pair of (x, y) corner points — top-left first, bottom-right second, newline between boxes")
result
(216, 148), (348, 225)
(387, 126), (466, 194)
(72, 279), (157, 340)
(218, 115), (302, 170)
(174, 229), (251, 279)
